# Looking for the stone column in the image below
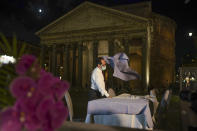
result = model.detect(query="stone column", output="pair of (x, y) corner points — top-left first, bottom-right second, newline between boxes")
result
(123, 38), (129, 56)
(122, 38), (130, 92)
(78, 42), (83, 87)
(58, 46), (64, 78)
(87, 42), (93, 87)
(145, 25), (151, 91)
(72, 44), (77, 86)
(108, 39), (114, 89)
(60, 47), (64, 66)
(51, 44), (57, 76)
(142, 25), (151, 92)
(93, 41), (98, 68)
(63, 45), (69, 80)
(49, 46), (53, 72)
(179, 67), (182, 91)
(142, 37), (147, 91)
(40, 44), (45, 68)
(83, 44), (88, 88)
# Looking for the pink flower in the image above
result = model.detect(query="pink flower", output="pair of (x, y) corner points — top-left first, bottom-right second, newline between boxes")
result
(16, 55), (36, 75)
(24, 113), (40, 131)
(40, 69), (47, 76)
(38, 71), (54, 97)
(1, 54), (70, 131)
(36, 98), (54, 131)
(14, 96), (42, 131)
(52, 78), (69, 101)
(38, 72), (69, 101)
(36, 98), (68, 131)
(10, 76), (37, 99)
(0, 108), (21, 131)
(50, 101), (68, 129)
(14, 91), (42, 114)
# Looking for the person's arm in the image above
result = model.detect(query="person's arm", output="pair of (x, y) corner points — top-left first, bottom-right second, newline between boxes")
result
(95, 71), (109, 97)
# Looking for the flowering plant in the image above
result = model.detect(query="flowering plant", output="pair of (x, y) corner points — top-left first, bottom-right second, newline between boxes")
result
(0, 55), (69, 131)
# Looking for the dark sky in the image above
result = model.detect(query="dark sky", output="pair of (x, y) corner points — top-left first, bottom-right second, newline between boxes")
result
(0, 0), (196, 68)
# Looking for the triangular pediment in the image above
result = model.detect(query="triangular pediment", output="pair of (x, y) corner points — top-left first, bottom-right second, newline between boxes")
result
(36, 2), (148, 35)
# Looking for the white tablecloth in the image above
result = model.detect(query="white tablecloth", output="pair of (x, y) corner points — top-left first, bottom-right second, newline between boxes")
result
(85, 93), (156, 130)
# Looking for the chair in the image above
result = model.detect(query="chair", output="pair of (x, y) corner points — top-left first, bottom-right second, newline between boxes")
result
(149, 89), (159, 124)
(108, 88), (116, 97)
(65, 91), (73, 121)
(155, 89), (172, 127)
(159, 89), (172, 110)
(150, 89), (157, 97)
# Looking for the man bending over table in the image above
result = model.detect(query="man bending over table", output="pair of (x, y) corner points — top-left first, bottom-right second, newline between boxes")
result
(88, 57), (111, 101)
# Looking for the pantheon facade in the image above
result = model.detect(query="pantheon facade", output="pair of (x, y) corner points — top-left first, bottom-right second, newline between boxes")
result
(36, 1), (176, 92)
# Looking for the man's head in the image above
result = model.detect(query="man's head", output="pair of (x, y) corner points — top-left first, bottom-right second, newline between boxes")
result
(96, 57), (106, 71)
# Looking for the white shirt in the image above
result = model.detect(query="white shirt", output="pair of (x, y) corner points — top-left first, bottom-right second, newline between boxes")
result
(91, 67), (109, 97)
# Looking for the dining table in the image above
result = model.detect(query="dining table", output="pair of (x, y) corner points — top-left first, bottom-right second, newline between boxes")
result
(85, 93), (158, 130)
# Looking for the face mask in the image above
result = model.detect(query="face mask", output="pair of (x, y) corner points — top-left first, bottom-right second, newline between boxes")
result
(101, 65), (106, 71)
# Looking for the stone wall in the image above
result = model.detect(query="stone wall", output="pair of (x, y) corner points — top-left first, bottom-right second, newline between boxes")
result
(150, 13), (176, 89)
(112, 1), (176, 90)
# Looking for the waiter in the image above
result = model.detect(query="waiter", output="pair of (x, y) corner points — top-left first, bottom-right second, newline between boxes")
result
(88, 57), (111, 101)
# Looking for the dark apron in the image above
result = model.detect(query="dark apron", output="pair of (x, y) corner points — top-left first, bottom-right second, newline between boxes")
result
(88, 88), (106, 101)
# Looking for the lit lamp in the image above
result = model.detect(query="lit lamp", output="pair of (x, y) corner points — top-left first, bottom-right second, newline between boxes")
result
(0, 55), (16, 67)
(185, 77), (190, 87)
(190, 77), (195, 81)
(189, 32), (193, 37)
(38, 9), (43, 13)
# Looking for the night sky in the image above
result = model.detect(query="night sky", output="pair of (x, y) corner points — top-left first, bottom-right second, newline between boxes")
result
(0, 0), (197, 69)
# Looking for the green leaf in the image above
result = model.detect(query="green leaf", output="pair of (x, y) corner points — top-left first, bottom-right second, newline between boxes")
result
(0, 88), (8, 94)
(12, 34), (17, 57)
(0, 33), (12, 55)
(0, 96), (14, 105)
(0, 90), (15, 102)
(0, 81), (7, 87)
(0, 70), (7, 76)
(19, 42), (26, 57)
(2, 64), (12, 69)
(0, 40), (6, 53)
(0, 77), (8, 83)
(0, 69), (11, 75)
(0, 103), (8, 108)
(2, 64), (15, 71)
(0, 76), (6, 82)
(0, 33), (27, 108)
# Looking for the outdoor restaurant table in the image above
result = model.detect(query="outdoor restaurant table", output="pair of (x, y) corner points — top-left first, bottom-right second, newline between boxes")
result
(85, 95), (154, 130)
